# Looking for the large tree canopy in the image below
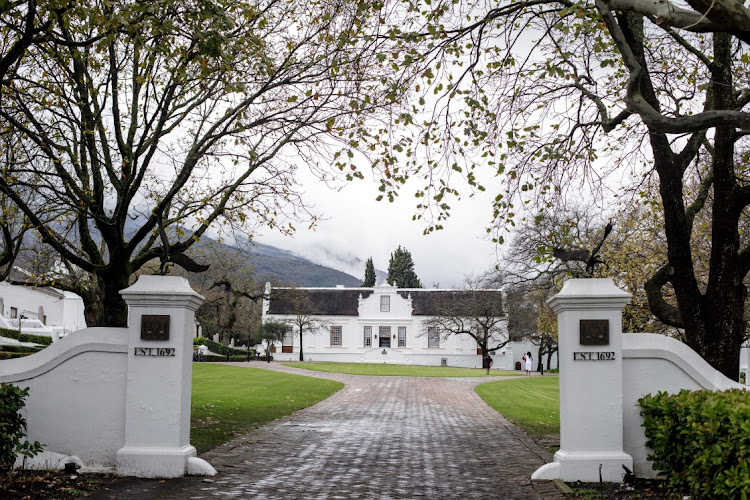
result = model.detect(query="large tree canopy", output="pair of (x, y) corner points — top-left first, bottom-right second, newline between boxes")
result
(0, 0), (408, 326)
(365, 0), (750, 379)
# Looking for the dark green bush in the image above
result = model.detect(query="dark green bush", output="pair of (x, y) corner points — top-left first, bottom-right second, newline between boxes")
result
(0, 345), (42, 354)
(0, 352), (34, 360)
(0, 328), (53, 346)
(18, 333), (53, 346)
(205, 339), (248, 357)
(199, 354), (253, 362)
(0, 328), (20, 340)
(0, 384), (43, 467)
(639, 389), (750, 498)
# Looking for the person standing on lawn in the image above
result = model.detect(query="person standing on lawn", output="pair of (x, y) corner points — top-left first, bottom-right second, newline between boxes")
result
(483, 353), (493, 374)
(524, 352), (533, 376)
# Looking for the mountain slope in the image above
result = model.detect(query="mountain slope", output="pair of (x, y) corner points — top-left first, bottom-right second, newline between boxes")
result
(248, 243), (362, 286)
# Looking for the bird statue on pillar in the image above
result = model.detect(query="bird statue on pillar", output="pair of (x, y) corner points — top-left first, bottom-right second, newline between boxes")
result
(552, 221), (613, 277)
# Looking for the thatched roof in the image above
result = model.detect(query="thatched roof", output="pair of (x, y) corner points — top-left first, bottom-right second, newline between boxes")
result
(267, 287), (503, 317)
(399, 290), (503, 316)
(267, 289), (373, 316)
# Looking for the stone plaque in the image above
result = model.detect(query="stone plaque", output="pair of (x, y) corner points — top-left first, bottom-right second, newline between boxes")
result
(579, 319), (609, 345)
(141, 315), (170, 341)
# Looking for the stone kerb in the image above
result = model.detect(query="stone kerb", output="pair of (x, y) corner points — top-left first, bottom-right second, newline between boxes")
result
(115, 275), (209, 478)
(532, 278), (633, 483)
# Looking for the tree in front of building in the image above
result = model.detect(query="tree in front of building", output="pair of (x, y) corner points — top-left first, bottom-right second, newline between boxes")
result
(271, 287), (329, 362)
(362, 257), (376, 287)
(0, 0), (414, 327)
(421, 277), (508, 360)
(386, 246), (422, 288)
(366, 0), (750, 380)
(259, 321), (287, 361)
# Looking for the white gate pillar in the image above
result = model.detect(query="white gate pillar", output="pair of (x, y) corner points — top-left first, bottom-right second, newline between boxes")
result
(532, 278), (633, 482)
(115, 275), (205, 478)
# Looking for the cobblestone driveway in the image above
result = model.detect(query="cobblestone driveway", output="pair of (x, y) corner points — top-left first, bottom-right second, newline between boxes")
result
(91, 363), (563, 499)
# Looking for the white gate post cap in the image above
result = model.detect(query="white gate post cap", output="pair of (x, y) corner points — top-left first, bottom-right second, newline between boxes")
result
(547, 278), (631, 313)
(120, 275), (203, 299)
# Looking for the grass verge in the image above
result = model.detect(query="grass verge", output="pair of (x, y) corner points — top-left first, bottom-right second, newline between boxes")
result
(283, 361), (518, 377)
(476, 376), (559, 443)
(191, 364), (343, 453)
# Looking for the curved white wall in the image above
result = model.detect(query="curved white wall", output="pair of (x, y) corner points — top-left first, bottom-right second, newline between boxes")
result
(622, 333), (745, 477)
(0, 328), (128, 467)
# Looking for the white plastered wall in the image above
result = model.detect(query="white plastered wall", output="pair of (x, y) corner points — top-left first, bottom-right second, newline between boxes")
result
(622, 333), (745, 477)
(0, 328), (128, 467)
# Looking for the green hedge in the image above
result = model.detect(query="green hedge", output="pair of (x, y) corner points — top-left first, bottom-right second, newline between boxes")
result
(0, 328), (19, 340)
(0, 345), (41, 354)
(201, 338), (249, 357)
(18, 333), (53, 345)
(199, 354), (253, 362)
(639, 389), (750, 498)
(0, 352), (35, 360)
(0, 327), (53, 346)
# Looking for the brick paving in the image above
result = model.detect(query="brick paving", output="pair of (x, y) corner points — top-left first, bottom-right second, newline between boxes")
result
(89, 363), (565, 499)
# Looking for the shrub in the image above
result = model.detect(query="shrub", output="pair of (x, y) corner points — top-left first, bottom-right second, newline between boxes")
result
(18, 333), (53, 346)
(193, 337), (208, 346)
(0, 328), (20, 340)
(0, 345), (42, 354)
(199, 354), (254, 363)
(639, 389), (750, 498)
(0, 328), (53, 346)
(0, 352), (34, 360)
(0, 384), (43, 467)
(205, 339), (248, 357)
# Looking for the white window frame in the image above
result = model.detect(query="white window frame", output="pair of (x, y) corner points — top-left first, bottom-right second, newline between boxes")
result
(330, 326), (342, 346)
(364, 326), (372, 347)
(283, 325), (294, 346)
(380, 295), (390, 312)
(398, 326), (406, 347)
(428, 327), (440, 348)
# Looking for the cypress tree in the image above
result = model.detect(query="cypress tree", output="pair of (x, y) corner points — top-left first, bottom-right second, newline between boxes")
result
(362, 257), (377, 287)
(386, 246), (422, 288)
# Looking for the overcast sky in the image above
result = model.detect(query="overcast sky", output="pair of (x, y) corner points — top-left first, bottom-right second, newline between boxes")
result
(257, 167), (502, 288)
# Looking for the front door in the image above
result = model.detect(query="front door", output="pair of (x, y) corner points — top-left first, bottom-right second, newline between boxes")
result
(379, 326), (391, 348)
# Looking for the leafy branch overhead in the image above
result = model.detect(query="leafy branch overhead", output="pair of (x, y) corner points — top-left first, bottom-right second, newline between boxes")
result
(0, 0), (417, 327)
(364, 0), (750, 379)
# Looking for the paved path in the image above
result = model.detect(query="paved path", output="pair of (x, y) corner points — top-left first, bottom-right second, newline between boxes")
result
(90, 363), (563, 499)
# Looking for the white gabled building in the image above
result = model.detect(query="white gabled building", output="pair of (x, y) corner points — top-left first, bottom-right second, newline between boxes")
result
(261, 283), (518, 369)
(0, 268), (87, 336)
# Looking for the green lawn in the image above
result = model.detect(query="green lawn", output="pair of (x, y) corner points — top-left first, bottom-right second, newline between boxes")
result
(283, 361), (518, 377)
(476, 376), (560, 441)
(191, 364), (343, 453)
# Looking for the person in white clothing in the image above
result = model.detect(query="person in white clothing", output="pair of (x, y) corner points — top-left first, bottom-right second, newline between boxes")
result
(524, 351), (533, 376)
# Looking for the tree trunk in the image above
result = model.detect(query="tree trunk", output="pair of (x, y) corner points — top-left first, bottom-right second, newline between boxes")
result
(83, 265), (131, 328)
(101, 271), (130, 328)
(298, 328), (304, 361)
(692, 33), (745, 380)
(536, 349), (543, 374)
(622, 15), (744, 380)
